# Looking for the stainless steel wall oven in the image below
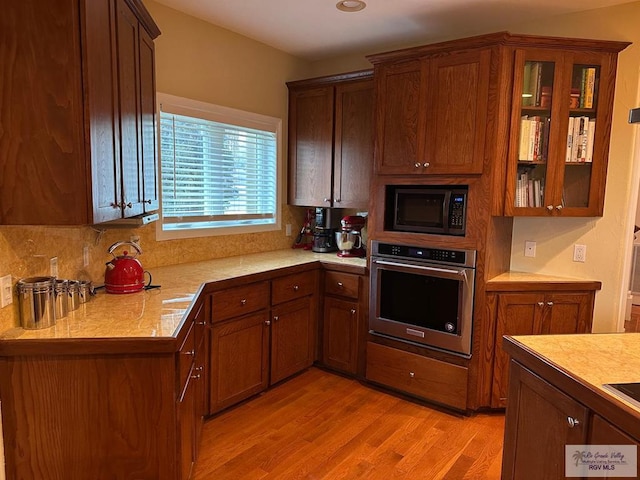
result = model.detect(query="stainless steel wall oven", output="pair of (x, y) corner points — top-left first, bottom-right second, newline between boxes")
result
(369, 241), (476, 357)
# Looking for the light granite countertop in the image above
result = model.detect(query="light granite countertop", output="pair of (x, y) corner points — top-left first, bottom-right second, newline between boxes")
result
(507, 333), (640, 415)
(0, 249), (366, 346)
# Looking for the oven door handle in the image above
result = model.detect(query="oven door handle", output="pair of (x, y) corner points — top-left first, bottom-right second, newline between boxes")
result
(372, 259), (466, 277)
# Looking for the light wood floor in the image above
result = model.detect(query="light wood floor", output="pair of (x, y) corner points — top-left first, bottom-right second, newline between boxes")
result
(193, 367), (505, 479)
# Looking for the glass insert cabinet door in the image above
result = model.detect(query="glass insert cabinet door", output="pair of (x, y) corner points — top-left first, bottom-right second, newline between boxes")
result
(505, 48), (617, 217)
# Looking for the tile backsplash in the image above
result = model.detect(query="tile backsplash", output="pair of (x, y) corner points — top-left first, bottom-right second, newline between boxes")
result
(0, 206), (305, 331)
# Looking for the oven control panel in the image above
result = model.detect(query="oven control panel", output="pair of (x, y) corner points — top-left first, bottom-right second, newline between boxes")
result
(373, 241), (476, 268)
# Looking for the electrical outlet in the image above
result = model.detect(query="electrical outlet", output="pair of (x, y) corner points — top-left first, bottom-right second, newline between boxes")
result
(573, 244), (587, 263)
(0, 275), (12, 308)
(50, 257), (58, 277)
(83, 245), (90, 267)
(285, 224), (292, 236)
(130, 235), (141, 246)
(524, 241), (536, 258)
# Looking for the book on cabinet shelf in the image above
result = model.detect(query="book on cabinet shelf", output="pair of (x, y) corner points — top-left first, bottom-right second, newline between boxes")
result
(515, 170), (544, 208)
(522, 62), (544, 107)
(518, 116), (550, 162)
(580, 67), (596, 109)
(565, 116), (595, 163)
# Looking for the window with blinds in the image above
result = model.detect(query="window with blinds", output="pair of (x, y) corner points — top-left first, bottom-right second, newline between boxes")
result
(157, 93), (281, 239)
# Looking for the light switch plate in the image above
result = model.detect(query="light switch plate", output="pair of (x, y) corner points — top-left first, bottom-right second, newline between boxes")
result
(524, 241), (536, 257)
(0, 275), (12, 308)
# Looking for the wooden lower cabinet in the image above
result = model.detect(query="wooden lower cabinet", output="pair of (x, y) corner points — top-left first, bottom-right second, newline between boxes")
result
(366, 342), (468, 411)
(489, 289), (596, 408)
(208, 268), (319, 414)
(502, 361), (588, 479)
(210, 311), (270, 413)
(321, 270), (367, 376)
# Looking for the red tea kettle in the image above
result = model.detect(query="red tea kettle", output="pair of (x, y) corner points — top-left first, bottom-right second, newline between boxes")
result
(104, 241), (147, 294)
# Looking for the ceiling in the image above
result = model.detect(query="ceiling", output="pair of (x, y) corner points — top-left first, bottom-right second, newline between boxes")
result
(153, 0), (633, 61)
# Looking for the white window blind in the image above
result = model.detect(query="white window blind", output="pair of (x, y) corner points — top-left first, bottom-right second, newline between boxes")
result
(157, 94), (281, 238)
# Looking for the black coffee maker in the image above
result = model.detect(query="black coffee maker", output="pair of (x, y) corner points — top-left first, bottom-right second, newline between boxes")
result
(312, 208), (340, 253)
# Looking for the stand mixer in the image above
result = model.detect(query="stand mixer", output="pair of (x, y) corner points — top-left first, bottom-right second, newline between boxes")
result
(335, 215), (366, 258)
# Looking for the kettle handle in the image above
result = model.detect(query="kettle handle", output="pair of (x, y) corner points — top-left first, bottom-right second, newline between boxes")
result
(108, 241), (143, 258)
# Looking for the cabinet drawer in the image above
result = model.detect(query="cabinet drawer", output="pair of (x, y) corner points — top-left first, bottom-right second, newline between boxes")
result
(212, 281), (269, 323)
(178, 322), (196, 391)
(272, 272), (315, 305)
(324, 271), (359, 299)
(366, 342), (468, 411)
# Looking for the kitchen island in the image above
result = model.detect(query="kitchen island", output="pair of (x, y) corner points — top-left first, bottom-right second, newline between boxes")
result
(501, 333), (640, 479)
(0, 249), (366, 480)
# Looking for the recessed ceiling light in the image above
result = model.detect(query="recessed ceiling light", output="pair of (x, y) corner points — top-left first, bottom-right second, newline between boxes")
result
(336, 0), (366, 12)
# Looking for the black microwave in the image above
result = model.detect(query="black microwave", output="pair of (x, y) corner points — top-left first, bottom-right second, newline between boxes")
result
(384, 185), (468, 236)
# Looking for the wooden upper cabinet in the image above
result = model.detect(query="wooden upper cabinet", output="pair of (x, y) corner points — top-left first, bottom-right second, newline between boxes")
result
(287, 71), (373, 209)
(503, 41), (629, 217)
(370, 48), (491, 175)
(0, 0), (160, 225)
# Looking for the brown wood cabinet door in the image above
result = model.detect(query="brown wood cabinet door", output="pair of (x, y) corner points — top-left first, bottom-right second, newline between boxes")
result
(115, 0), (144, 217)
(542, 292), (593, 335)
(209, 311), (270, 414)
(288, 86), (334, 206)
(502, 362), (588, 480)
(322, 297), (358, 374)
(271, 297), (315, 384)
(491, 292), (544, 408)
(374, 59), (427, 175)
(138, 25), (159, 212)
(178, 368), (196, 480)
(425, 48), (490, 174)
(333, 79), (374, 209)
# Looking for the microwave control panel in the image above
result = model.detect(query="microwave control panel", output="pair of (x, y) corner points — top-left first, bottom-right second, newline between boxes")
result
(449, 194), (466, 229)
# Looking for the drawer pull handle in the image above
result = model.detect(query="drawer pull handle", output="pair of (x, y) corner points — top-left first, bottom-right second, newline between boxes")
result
(293, 285), (299, 291)
(184, 350), (195, 356)
(337, 282), (344, 287)
(240, 299), (247, 305)
(409, 372), (415, 378)
(350, 309), (356, 315)
(190, 374), (201, 380)
(567, 416), (580, 428)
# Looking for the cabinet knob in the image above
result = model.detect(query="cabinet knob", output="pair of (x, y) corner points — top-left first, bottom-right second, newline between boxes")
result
(335, 199), (341, 203)
(190, 373), (201, 380)
(323, 198), (330, 203)
(547, 301), (554, 307)
(337, 282), (343, 287)
(184, 350), (195, 356)
(537, 302), (544, 307)
(125, 202), (133, 209)
(414, 163), (421, 168)
(293, 285), (299, 291)
(350, 309), (356, 315)
(144, 199), (152, 204)
(546, 205), (554, 211)
(556, 205), (563, 211)
(567, 416), (580, 428)
(265, 320), (271, 326)
(240, 299), (247, 305)
(409, 372), (415, 378)
(273, 316), (279, 322)
(423, 162), (430, 168)
(110, 202), (122, 209)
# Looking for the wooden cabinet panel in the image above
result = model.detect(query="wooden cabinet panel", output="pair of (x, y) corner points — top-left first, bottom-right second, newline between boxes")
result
(211, 281), (269, 323)
(139, 25), (159, 211)
(178, 364), (196, 480)
(271, 297), (315, 384)
(491, 289), (595, 408)
(271, 272), (315, 305)
(210, 311), (270, 413)
(287, 86), (334, 206)
(324, 271), (359, 299)
(375, 60), (425, 174)
(287, 72), (373, 209)
(502, 362), (588, 479)
(0, 0), (160, 225)
(590, 414), (640, 446)
(323, 297), (358, 374)
(366, 342), (468, 411)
